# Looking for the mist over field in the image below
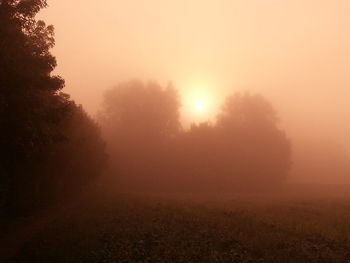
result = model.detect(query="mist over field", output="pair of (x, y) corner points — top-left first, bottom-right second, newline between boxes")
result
(1, 0), (350, 262)
(39, 0), (350, 185)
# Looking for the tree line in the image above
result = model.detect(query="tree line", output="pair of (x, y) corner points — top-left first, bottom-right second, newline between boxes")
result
(0, 0), (106, 216)
(100, 81), (291, 191)
(0, 0), (291, 216)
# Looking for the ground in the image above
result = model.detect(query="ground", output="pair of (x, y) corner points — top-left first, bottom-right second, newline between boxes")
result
(2, 186), (350, 263)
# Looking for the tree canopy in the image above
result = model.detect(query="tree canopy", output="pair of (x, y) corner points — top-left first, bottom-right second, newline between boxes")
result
(101, 83), (291, 191)
(0, 0), (106, 215)
(101, 80), (181, 143)
(216, 93), (291, 184)
(100, 81), (181, 188)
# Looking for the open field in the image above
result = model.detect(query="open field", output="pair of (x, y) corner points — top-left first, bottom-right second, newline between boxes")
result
(2, 186), (350, 263)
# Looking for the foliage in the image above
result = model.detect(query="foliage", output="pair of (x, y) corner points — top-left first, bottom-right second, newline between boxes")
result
(215, 93), (291, 184)
(101, 80), (181, 143)
(100, 80), (181, 188)
(0, 0), (106, 215)
(102, 82), (291, 190)
(0, 0), (65, 163)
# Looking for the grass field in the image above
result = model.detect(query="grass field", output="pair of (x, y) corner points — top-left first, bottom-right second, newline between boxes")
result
(3, 186), (350, 263)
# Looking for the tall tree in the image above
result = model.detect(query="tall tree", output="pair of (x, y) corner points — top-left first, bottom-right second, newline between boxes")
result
(100, 80), (181, 188)
(102, 80), (181, 143)
(0, 0), (105, 215)
(0, 0), (67, 167)
(216, 93), (291, 184)
(171, 93), (291, 190)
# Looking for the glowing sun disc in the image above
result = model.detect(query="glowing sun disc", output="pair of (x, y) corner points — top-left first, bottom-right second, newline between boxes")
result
(194, 102), (206, 111)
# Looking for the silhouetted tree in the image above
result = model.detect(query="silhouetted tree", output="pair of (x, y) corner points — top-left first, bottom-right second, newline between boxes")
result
(0, 0), (106, 215)
(39, 105), (106, 203)
(172, 122), (219, 190)
(167, 93), (291, 190)
(101, 85), (291, 191)
(100, 80), (181, 188)
(216, 93), (291, 185)
(102, 80), (181, 142)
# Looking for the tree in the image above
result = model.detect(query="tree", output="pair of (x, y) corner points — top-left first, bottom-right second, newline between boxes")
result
(216, 92), (291, 185)
(0, 0), (66, 163)
(173, 122), (219, 189)
(100, 85), (291, 191)
(169, 93), (291, 190)
(0, 0), (106, 215)
(100, 80), (181, 188)
(39, 105), (106, 203)
(101, 80), (181, 142)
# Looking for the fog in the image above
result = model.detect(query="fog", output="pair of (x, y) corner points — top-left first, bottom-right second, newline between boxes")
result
(39, 0), (350, 184)
(3, 1), (350, 259)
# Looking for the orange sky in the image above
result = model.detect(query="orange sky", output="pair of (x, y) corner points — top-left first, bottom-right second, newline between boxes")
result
(39, 0), (350, 153)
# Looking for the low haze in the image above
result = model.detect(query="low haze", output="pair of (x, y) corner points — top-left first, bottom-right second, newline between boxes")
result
(39, 1), (350, 123)
(39, 0), (350, 183)
(2, 1), (350, 261)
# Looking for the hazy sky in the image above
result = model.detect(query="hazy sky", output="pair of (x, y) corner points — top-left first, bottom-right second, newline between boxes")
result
(39, 0), (350, 152)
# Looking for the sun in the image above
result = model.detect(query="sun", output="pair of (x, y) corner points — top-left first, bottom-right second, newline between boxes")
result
(180, 78), (221, 125)
(194, 101), (206, 112)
